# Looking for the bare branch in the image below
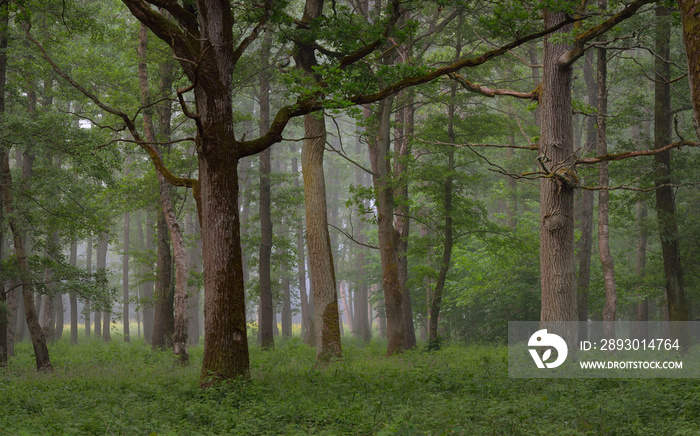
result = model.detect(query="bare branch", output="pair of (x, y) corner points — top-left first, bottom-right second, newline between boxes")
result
(576, 140), (698, 164)
(448, 72), (539, 100)
(328, 223), (379, 250)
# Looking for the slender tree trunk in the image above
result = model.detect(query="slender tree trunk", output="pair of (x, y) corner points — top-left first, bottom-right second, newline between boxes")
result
(577, 50), (597, 340)
(152, 212), (173, 349)
(353, 132), (371, 343)
(539, 9), (578, 342)
(139, 213), (155, 343)
(97, 234), (110, 342)
(369, 95), (405, 355)
(634, 201), (648, 339)
(138, 24), (188, 360)
(654, 7), (688, 326)
(86, 237), (93, 337)
(596, 27), (616, 337)
(123, 157), (132, 343)
(69, 240), (78, 344)
(394, 92), (416, 349)
(1, 148), (52, 370)
(257, 30), (274, 349)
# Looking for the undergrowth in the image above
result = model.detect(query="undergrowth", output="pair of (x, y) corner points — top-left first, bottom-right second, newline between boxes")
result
(1, 336), (699, 435)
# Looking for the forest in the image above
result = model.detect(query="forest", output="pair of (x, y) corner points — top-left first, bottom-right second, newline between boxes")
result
(2, 0), (700, 433)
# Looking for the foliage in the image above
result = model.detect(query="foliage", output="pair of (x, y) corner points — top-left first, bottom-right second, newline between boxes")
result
(2, 338), (700, 435)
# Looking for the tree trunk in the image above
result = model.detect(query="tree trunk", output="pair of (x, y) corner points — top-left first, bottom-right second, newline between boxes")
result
(634, 201), (648, 339)
(138, 23), (187, 361)
(139, 213), (154, 343)
(292, 144), (315, 346)
(257, 30), (274, 349)
(123, 157), (131, 343)
(678, 0), (700, 140)
(369, 96), (405, 355)
(296, 0), (342, 361)
(152, 212), (173, 349)
(302, 112), (342, 361)
(394, 92), (416, 349)
(353, 132), (371, 343)
(1, 149), (52, 371)
(69, 240), (78, 344)
(596, 26), (616, 337)
(655, 6), (688, 324)
(86, 236), (93, 337)
(539, 9), (578, 341)
(97, 234), (110, 342)
(577, 50), (597, 340)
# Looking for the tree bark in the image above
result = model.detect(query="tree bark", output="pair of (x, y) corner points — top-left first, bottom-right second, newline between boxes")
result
(257, 29), (274, 349)
(296, 0), (342, 361)
(138, 24), (188, 361)
(369, 96), (405, 355)
(292, 144), (315, 346)
(539, 9), (578, 342)
(86, 236), (94, 337)
(394, 91), (416, 349)
(353, 132), (370, 343)
(677, 0), (700, 140)
(123, 156), (132, 343)
(138, 213), (154, 343)
(654, 6), (688, 324)
(596, 23), (617, 337)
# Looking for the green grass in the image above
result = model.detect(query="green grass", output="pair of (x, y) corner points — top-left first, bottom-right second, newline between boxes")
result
(2, 336), (700, 435)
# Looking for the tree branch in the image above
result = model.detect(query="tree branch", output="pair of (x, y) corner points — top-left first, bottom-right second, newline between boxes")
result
(576, 140), (698, 164)
(448, 72), (539, 101)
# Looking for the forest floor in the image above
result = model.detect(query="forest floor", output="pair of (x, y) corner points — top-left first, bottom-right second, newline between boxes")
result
(1, 336), (699, 435)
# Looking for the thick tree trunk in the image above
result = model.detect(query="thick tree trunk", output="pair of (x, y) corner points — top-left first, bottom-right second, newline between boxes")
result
(69, 240), (78, 344)
(257, 30), (274, 349)
(296, 0), (342, 361)
(596, 32), (616, 337)
(292, 145), (315, 346)
(1, 149), (52, 371)
(539, 10), (578, 341)
(654, 6), (688, 324)
(302, 113), (342, 361)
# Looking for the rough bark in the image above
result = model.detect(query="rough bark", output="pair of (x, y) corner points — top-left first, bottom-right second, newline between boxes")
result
(257, 29), (274, 349)
(296, 0), (342, 361)
(139, 213), (154, 343)
(292, 144), (315, 347)
(69, 240), (78, 344)
(596, 26), (617, 337)
(539, 9), (578, 342)
(654, 6), (688, 324)
(85, 236), (93, 337)
(152, 212), (173, 349)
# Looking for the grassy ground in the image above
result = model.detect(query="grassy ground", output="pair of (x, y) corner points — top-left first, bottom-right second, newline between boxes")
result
(1, 335), (699, 435)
